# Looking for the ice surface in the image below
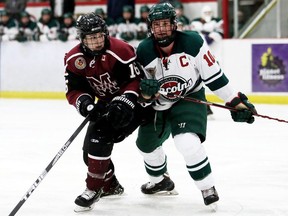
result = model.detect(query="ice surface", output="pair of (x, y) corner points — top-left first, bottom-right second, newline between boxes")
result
(1, 99), (288, 216)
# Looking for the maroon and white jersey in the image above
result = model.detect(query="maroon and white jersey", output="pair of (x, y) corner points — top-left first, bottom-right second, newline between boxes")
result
(64, 37), (143, 108)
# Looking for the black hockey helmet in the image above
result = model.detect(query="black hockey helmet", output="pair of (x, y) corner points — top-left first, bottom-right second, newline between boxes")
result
(147, 3), (177, 47)
(76, 12), (109, 56)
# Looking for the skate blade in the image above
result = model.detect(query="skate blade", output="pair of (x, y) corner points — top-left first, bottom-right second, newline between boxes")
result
(74, 203), (96, 213)
(208, 202), (218, 212)
(150, 189), (179, 196)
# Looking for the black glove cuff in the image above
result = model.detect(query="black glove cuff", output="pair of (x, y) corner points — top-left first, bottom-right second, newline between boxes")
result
(112, 93), (136, 110)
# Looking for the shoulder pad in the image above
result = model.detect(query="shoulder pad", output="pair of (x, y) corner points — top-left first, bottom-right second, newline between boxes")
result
(64, 44), (87, 71)
(106, 37), (136, 64)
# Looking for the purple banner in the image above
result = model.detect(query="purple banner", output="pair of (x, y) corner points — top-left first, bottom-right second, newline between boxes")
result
(252, 44), (288, 92)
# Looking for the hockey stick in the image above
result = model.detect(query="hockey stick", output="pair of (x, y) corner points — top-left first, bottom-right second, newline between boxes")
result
(8, 115), (90, 216)
(159, 91), (288, 124)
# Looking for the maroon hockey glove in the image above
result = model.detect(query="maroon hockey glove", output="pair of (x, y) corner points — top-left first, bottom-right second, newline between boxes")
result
(106, 93), (136, 129)
(225, 92), (257, 124)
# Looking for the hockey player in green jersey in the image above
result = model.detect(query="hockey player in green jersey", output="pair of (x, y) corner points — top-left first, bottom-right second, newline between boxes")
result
(135, 3), (257, 207)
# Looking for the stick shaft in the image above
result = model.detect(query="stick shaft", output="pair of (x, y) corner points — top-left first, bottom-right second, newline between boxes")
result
(9, 116), (90, 216)
(179, 95), (288, 124)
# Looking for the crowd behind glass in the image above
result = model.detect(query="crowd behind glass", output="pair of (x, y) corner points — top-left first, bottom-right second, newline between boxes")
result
(0, 2), (223, 45)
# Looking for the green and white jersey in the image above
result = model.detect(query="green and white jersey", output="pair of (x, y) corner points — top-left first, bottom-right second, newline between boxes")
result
(0, 18), (19, 41)
(136, 31), (233, 111)
(37, 18), (59, 41)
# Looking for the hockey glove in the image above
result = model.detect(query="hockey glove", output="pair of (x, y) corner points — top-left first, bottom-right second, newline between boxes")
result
(225, 92), (257, 124)
(77, 95), (105, 122)
(140, 79), (160, 98)
(106, 93), (137, 129)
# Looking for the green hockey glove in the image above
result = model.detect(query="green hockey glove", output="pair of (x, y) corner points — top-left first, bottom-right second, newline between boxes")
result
(225, 92), (257, 124)
(140, 79), (160, 98)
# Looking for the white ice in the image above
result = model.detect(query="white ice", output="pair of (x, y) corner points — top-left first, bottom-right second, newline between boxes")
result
(1, 98), (288, 216)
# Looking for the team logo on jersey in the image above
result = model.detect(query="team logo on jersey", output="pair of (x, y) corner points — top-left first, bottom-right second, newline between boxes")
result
(162, 57), (171, 70)
(89, 59), (96, 68)
(75, 57), (86, 70)
(87, 72), (119, 96)
(159, 75), (193, 101)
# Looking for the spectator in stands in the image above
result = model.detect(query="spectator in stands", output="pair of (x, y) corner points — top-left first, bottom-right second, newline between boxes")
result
(37, 8), (60, 41)
(95, 8), (117, 37)
(174, 2), (190, 30)
(107, 0), (135, 21)
(136, 5), (149, 40)
(190, 5), (223, 46)
(5, 0), (27, 21)
(0, 9), (19, 41)
(16, 11), (39, 42)
(58, 12), (77, 42)
(138, 5), (149, 23)
(116, 5), (139, 43)
(190, 5), (224, 117)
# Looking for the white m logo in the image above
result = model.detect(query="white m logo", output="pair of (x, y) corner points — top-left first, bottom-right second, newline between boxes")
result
(87, 73), (119, 96)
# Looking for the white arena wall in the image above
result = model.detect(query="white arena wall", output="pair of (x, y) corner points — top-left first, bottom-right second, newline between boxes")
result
(1, 38), (288, 104)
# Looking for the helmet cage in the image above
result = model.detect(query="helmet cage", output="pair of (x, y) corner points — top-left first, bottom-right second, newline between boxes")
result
(76, 13), (109, 56)
(147, 3), (177, 47)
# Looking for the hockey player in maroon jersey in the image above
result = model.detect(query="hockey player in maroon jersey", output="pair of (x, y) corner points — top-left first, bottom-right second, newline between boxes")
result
(64, 12), (152, 212)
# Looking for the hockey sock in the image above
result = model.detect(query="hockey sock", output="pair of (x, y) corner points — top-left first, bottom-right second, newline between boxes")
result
(86, 154), (111, 191)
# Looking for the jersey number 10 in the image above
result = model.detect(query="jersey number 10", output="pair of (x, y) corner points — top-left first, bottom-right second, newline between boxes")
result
(203, 50), (216, 67)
